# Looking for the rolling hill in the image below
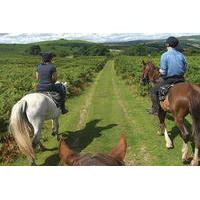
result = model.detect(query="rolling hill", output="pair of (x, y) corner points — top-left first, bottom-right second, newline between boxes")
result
(104, 35), (200, 55)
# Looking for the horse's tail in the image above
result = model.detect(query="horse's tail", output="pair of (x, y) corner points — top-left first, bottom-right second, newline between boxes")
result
(9, 100), (34, 161)
(189, 87), (200, 148)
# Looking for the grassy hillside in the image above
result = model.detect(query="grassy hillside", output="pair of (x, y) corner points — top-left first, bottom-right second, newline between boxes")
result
(104, 35), (200, 55)
(0, 39), (109, 56)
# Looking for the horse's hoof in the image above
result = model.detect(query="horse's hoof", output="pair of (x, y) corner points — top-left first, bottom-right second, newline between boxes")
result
(31, 161), (37, 166)
(191, 159), (199, 166)
(166, 144), (174, 149)
(182, 159), (190, 165)
(57, 135), (61, 141)
(157, 131), (164, 136)
(40, 146), (48, 152)
(52, 132), (56, 136)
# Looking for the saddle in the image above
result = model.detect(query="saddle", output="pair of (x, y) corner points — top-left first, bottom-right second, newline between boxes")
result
(40, 91), (61, 108)
(158, 77), (185, 101)
(158, 84), (174, 101)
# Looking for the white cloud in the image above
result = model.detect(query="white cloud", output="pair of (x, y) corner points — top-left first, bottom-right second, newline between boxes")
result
(0, 33), (200, 44)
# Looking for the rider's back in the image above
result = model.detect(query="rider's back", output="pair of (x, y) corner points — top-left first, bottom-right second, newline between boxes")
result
(160, 48), (187, 78)
(36, 63), (56, 91)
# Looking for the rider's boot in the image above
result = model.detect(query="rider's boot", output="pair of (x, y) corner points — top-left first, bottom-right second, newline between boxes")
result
(146, 99), (159, 115)
(61, 101), (68, 114)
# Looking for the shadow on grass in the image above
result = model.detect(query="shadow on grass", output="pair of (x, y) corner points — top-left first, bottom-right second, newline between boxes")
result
(61, 119), (118, 152)
(41, 119), (118, 166)
(169, 118), (194, 151)
(166, 113), (174, 121)
(41, 153), (60, 166)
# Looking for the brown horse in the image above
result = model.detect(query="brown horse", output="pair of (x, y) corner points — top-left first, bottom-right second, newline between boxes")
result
(141, 60), (200, 166)
(59, 134), (127, 166)
(140, 61), (161, 86)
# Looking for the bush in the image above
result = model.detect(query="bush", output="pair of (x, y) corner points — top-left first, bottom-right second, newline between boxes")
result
(26, 45), (41, 55)
(75, 45), (110, 56)
(58, 50), (70, 57)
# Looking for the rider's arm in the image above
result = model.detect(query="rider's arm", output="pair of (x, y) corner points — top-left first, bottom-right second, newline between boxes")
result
(35, 72), (39, 80)
(51, 66), (57, 83)
(159, 54), (168, 76)
(183, 55), (187, 73)
(52, 72), (58, 83)
(36, 65), (39, 80)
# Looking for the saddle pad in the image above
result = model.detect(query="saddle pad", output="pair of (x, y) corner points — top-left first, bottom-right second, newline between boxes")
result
(40, 92), (61, 107)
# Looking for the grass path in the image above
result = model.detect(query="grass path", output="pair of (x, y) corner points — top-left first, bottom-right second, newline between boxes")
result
(7, 60), (193, 166)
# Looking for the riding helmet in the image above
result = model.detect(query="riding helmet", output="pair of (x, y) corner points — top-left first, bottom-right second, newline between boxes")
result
(40, 52), (54, 63)
(165, 36), (179, 48)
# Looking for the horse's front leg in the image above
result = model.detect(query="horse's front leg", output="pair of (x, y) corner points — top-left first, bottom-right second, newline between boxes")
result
(157, 107), (166, 135)
(158, 108), (173, 149)
(52, 118), (59, 140)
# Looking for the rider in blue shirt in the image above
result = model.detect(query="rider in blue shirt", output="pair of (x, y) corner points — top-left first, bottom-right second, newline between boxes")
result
(148, 37), (187, 115)
(160, 45), (187, 78)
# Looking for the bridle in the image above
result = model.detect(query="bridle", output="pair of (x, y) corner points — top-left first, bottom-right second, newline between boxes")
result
(141, 62), (161, 85)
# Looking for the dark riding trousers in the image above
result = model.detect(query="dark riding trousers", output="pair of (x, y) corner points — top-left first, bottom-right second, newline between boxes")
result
(151, 75), (185, 112)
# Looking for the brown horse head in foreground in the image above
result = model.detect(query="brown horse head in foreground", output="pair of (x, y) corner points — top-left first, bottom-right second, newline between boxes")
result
(141, 61), (200, 166)
(59, 134), (127, 166)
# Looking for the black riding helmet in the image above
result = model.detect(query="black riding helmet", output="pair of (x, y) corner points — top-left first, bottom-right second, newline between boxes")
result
(40, 52), (55, 63)
(165, 36), (179, 48)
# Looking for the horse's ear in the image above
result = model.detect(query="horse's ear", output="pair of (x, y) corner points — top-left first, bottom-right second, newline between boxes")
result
(142, 60), (146, 65)
(58, 138), (77, 165)
(109, 134), (127, 161)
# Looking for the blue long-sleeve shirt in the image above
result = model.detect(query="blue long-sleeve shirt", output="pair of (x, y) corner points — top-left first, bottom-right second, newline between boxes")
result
(160, 48), (187, 77)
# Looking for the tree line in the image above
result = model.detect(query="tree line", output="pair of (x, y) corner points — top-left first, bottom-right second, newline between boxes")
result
(25, 44), (110, 57)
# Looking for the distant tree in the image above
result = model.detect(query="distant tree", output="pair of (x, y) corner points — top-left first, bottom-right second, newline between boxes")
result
(79, 46), (90, 56)
(26, 45), (41, 55)
(58, 50), (70, 57)
(124, 44), (159, 56)
(74, 45), (109, 56)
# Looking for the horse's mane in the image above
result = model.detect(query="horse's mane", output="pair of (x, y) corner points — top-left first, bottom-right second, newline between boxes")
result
(143, 61), (160, 84)
(146, 61), (159, 71)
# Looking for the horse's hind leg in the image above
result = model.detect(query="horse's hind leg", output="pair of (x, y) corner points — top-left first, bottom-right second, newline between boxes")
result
(191, 134), (200, 166)
(158, 108), (166, 135)
(31, 119), (43, 149)
(181, 141), (189, 163)
(158, 108), (173, 149)
(52, 118), (59, 140)
(191, 148), (199, 166)
(175, 114), (190, 163)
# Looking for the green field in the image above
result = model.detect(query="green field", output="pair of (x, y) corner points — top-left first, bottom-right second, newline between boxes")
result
(0, 55), (107, 131)
(0, 52), (200, 165)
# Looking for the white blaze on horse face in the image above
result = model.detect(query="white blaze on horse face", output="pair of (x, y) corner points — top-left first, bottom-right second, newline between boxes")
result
(164, 129), (173, 148)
